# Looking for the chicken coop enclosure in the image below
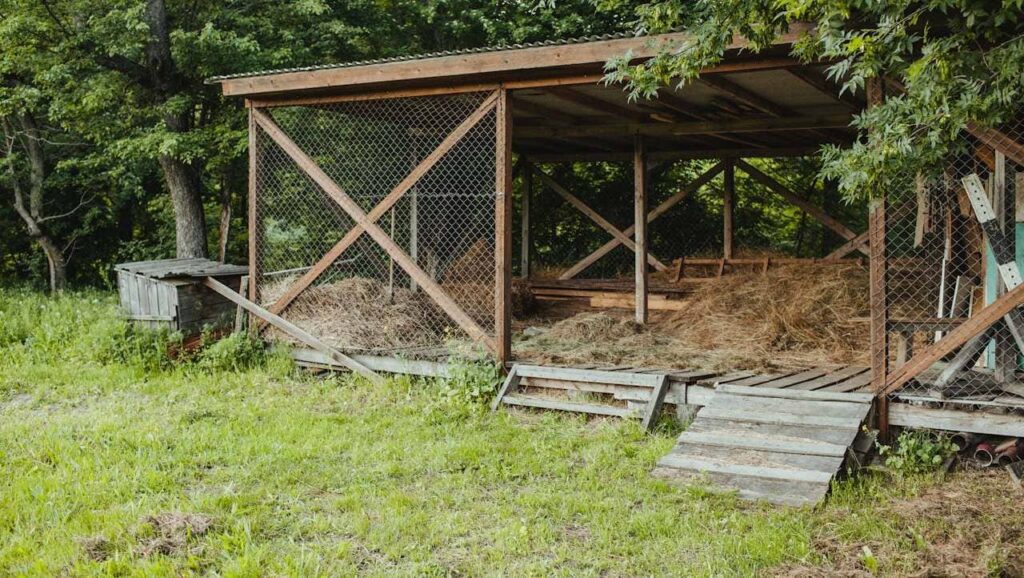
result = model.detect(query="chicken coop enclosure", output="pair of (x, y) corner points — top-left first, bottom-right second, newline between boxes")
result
(214, 30), (1024, 444)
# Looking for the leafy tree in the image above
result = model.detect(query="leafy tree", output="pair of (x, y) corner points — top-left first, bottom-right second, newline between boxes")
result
(590, 0), (1024, 200)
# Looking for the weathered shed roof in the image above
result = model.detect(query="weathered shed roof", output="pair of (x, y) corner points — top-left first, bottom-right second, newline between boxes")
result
(115, 258), (248, 279)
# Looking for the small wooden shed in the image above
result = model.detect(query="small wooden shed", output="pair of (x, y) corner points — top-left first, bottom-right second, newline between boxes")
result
(115, 258), (248, 334)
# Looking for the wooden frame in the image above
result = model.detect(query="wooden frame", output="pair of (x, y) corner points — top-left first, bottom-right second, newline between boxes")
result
(251, 103), (499, 353)
(635, 135), (649, 324)
(496, 89), (513, 365)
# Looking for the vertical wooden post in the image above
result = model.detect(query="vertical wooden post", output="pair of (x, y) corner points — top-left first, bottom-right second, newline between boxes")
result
(495, 88), (513, 366)
(634, 134), (649, 325)
(409, 136), (419, 292)
(866, 78), (890, 439)
(246, 102), (260, 328)
(521, 159), (531, 279)
(723, 158), (735, 261)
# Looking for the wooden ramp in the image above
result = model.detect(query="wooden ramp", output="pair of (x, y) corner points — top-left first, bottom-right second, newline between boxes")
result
(653, 384), (874, 506)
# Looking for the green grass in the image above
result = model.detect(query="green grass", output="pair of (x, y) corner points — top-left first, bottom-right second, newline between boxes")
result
(0, 289), (1017, 576)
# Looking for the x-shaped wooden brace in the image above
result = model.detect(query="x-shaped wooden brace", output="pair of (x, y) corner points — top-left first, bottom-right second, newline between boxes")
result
(532, 167), (670, 274)
(252, 93), (499, 352)
(558, 162), (725, 280)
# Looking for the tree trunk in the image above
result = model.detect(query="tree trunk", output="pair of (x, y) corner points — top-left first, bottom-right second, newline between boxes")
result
(159, 154), (208, 259)
(3, 115), (67, 292)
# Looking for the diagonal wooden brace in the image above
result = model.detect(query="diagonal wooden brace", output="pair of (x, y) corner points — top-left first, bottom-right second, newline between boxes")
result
(735, 159), (869, 257)
(533, 168), (669, 272)
(202, 277), (383, 383)
(253, 108), (497, 352)
(265, 93), (500, 317)
(559, 162), (725, 280)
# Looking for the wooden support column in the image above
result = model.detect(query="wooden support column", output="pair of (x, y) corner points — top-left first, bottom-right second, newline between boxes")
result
(723, 159), (735, 260)
(521, 159), (531, 279)
(866, 78), (890, 439)
(495, 89), (513, 366)
(246, 103), (260, 329)
(634, 135), (649, 325)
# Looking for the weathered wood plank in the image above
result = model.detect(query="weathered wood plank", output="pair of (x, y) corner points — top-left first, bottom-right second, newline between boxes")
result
(717, 383), (874, 404)
(756, 367), (833, 389)
(502, 394), (636, 417)
(513, 364), (666, 387)
(676, 430), (848, 458)
(656, 454), (834, 484)
(888, 404), (1024, 437)
(670, 443), (843, 474)
(786, 366), (870, 391)
(697, 406), (864, 429)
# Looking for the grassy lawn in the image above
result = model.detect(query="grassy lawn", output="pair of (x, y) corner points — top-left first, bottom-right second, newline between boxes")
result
(1, 290), (1021, 576)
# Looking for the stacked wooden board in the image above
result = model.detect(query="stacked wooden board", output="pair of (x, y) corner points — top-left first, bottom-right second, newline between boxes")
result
(652, 384), (873, 506)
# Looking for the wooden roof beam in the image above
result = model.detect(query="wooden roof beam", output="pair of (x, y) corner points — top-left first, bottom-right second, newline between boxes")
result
(545, 87), (651, 123)
(522, 146), (819, 162)
(515, 114), (852, 139)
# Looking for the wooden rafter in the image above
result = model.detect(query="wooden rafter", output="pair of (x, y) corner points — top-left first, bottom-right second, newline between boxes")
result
(515, 114), (853, 140)
(523, 146), (817, 163)
(533, 168), (669, 272)
(546, 87), (650, 123)
(252, 107), (497, 352)
(265, 92), (500, 318)
(785, 67), (862, 111)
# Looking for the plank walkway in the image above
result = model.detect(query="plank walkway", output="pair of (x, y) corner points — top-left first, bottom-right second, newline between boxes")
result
(652, 384), (873, 506)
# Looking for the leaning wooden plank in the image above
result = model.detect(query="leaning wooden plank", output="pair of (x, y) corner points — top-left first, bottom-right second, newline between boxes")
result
(717, 383), (874, 404)
(559, 163), (724, 279)
(534, 168), (668, 272)
(202, 277), (382, 383)
(501, 394), (636, 417)
(253, 109), (496, 352)
(881, 282), (1024, 396)
(641, 375), (671, 431)
(676, 430), (848, 458)
(888, 404), (1024, 437)
(513, 364), (666, 387)
(266, 93), (499, 318)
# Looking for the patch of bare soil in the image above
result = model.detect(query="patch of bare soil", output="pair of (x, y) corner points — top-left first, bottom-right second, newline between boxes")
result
(77, 536), (112, 562)
(775, 470), (1024, 577)
(135, 512), (215, 557)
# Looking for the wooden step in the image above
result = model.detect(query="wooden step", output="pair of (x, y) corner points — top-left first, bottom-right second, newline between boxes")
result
(501, 394), (636, 418)
(653, 383), (872, 506)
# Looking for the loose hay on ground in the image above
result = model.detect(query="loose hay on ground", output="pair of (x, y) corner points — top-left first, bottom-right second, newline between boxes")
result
(516, 265), (870, 371)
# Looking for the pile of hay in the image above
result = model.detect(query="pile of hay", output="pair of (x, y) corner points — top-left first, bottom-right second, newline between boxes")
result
(261, 277), (441, 350)
(517, 264), (870, 371)
(662, 264), (869, 366)
(441, 239), (536, 324)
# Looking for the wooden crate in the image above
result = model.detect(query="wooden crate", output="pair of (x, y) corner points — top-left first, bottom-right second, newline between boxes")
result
(115, 258), (248, 335)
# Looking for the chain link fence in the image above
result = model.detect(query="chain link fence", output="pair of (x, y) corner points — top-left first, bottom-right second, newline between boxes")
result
(252, 92), (497, 359)
(885, 118), (1024, 408)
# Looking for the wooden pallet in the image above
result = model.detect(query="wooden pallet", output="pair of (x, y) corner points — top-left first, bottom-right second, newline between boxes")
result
(493, 364), (671, 431)
(653, 384), (874, 506)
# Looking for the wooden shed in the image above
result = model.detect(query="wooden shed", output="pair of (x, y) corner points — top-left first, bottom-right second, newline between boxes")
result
(211, 28), (1024, 503)
(115, 258), (248, 334)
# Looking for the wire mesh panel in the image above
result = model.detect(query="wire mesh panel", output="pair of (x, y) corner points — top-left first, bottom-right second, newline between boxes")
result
(884, 118), (1024, 407)
(252, 91), (498, 359)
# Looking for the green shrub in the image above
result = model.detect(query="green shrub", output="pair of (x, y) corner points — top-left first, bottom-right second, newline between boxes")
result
(101, 322), (183, 372)
(878, 430), (957, 476)
(437, 356), (501, 408)
(195, 331), (284, 373)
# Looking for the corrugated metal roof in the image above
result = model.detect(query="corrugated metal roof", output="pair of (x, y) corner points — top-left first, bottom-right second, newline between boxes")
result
(206, 32), (639, 84)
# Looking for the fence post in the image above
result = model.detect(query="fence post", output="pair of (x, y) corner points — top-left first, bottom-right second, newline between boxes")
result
(495, 88), (513, 367)
(635, 134), (649, 325)
(866, 78), (890, 440)
(246, 101), (261, 330)
(723, 158), (735, 261)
